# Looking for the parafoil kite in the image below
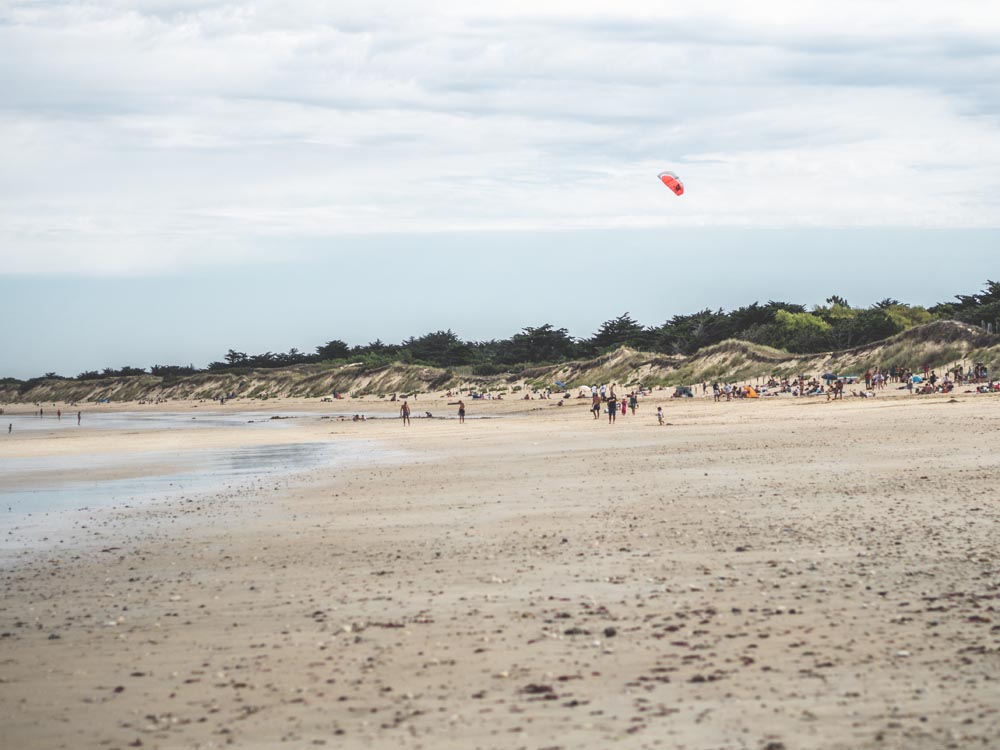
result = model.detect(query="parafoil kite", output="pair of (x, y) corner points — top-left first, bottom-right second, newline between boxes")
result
(658, 171), (684, 196)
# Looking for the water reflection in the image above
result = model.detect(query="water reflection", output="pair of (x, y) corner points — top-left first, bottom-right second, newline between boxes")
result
(1, 441), (380, 520)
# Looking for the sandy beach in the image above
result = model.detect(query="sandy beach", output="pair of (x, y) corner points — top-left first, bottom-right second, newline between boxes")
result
(1, 391), (999, 749)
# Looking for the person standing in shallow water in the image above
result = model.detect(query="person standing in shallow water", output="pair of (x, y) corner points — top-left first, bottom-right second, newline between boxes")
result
(400, 400), (411, 426)
(458, 400), (466, 424)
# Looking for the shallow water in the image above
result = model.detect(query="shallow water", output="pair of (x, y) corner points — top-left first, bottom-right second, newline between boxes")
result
(0, 441), (358, 517)
(0, 410), (321, 433)
(2, 409), (496, 434)
(0, 434), (407, 558)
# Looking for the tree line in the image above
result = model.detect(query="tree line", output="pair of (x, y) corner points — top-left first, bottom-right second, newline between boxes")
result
(13, 280), (1000, 382)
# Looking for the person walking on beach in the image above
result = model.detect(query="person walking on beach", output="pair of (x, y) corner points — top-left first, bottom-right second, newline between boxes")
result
(628, 392), (638, 415)
(656, 406), (664, 425)
(591, 390), (601, 419)
(77, 411), (81, 425)
(7, 423), (11, 435)
(400, 400), (411, 426)
(458, 400), (466, 424)
(607, 392), (618, 424)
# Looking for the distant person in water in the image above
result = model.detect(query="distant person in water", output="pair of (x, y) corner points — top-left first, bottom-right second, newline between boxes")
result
(7, 423), (11, 435)
(400, 400), (411, 426)
(77, 411), (81, 425)
(458, 400), (466, 424)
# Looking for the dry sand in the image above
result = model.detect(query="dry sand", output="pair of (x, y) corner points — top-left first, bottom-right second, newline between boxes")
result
(1, 391), (999, 749)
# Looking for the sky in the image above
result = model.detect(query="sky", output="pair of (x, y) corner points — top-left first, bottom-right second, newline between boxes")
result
(2, 1), (999, 379)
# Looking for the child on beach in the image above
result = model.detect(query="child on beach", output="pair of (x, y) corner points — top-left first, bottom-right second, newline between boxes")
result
(656, 406), (664, 425)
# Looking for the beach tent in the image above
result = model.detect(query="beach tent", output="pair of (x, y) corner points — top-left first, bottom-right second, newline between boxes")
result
(744, 386), (759, 398)
(555, 380), (567, 389)
(578, 386), (592, 398)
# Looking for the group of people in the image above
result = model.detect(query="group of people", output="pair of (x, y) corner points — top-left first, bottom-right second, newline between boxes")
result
(29, 407), (82, 422)
(864, 362), (990, 389)
(7, 408), (83, 435)
(710, 382), (760, 401)
(707, 362), (997, 400)
(588, 384), (641, 424)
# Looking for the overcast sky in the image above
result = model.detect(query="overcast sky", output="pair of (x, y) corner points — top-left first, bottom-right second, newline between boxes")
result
(2, 1), (999, 378)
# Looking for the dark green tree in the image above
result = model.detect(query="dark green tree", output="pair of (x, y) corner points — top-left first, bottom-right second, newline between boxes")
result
(932, 280), (1000, 329)
(151, 364), (198, 377)
(403, 330), (473, 366)
(316, 340), (351, 360)
(653, 309), (730, 355)
(827, 308), (902, 350)
(224, 350), (249, 366)
(585, 313), (646, 355)
(498, 324), (577, 364)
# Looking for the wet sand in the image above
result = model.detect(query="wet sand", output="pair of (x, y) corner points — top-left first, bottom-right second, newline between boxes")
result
(1, 392), (999, 749)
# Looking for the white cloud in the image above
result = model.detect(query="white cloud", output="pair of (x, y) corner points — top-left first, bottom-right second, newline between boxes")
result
(1, 1), (999, 274)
